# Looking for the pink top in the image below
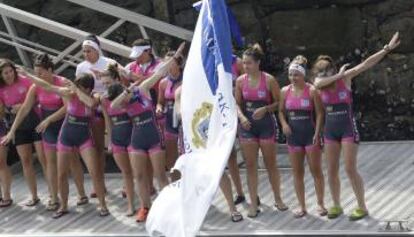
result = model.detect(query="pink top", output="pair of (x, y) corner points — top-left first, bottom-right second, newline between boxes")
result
(163, 77), (181, 100)
(126, 87), (153, 117)
(285, 83), (313, 111)
(35, 75), (65, 110)
(101, 96), (127, 117)
(127, 58), (162, 92)
(320, 79), (352, 105)
(67, 95), (93, 117)
(0, 76), (32, 107)
(241, 72), (271, 103)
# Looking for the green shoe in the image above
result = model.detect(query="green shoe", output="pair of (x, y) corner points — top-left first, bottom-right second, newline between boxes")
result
(349, 208), (368, 221)
(327, 206), (343, 219)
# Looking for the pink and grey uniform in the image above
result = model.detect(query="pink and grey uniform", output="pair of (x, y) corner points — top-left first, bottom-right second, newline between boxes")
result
(57, 95), (95, 152)
(239, 72), (278, 143)
(35, 76), (65, 150)
(126, 58), (162, 103)
(162, 75), (182, 140)
(320, 78), (359, 144)
(0, 76), (41, 145)
(101, 96), (132, 154)
(126, 87), (164, 155)
(284, 83), (319, 153)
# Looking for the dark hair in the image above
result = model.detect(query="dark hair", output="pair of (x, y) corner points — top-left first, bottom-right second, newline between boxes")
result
(243, 43), (264, 62)
(74, 73), (95, 91)
(107, 83), (125, 101)
(165, 51), (185, 70)
(34, 53), (54, 70)
(102, 63), (121, 81)
(132, 38), (152, 47)
(0, 58), (17, 87)
(85, 34), (100, 47)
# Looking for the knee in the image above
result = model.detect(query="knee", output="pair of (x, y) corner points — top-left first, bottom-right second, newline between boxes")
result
(345, 165), (358, 178)
(0, 158), (8, 170)
(20, 157), (33, 170)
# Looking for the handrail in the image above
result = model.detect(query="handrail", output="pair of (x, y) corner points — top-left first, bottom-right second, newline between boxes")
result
(66, 0), (193, 41)
(0, 3), (131, 58)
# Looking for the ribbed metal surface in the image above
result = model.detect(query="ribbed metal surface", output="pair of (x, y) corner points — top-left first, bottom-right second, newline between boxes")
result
(1, 142), (414, 236)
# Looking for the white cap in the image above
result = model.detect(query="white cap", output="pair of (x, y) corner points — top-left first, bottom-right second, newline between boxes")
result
(129, 45), (151, 59)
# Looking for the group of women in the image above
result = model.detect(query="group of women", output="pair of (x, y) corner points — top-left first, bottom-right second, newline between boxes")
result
(0, 31), (400, 224)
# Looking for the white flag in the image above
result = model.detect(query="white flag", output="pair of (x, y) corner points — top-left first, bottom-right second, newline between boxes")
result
(146, 0), (237, 236)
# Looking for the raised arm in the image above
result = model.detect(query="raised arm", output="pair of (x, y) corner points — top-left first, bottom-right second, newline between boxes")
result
(344, 32), (400, 82)
(18, 68), (71, 97)
(313, 64), (349, 89)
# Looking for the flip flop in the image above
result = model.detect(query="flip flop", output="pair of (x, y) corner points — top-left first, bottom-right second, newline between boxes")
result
(76, 196), (89, 206)
(349, 208), (368, 221)
(46, 202), (60, 211)
(99, 208), (110, 217)
(294, 210), (307, 218)
(233, 195), (245, 205)
(317, 207), (328, 216)
(327, 206), (343, 219)
(0, 199), (13, 208)
(274, 203), (289, 212)
(25, 198), (40, 207)
(52, 210), (69, 219)
(231, 211), (243, 222)
(247, 209), (261, 218)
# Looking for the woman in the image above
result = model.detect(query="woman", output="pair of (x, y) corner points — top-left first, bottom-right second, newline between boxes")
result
(235, 44), (287, 217)
(98, 64), (135, 216)
(312, 32), (400, 220)
(156, 51), (183, 180)
(21, 71), (109, 218)
(0, 59), (47, 207)
(278, 55), (326, 218)
(111, 43), (184, 222)
(76, 34), (116, 197)
(2, 54), (88, 210)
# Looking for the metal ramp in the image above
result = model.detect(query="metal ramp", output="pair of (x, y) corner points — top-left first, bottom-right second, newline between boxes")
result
(0, 1), (192, 74)
(1, 142), (414, 236)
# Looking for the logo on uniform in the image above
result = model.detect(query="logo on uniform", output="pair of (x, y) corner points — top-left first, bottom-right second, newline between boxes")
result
(133, 116), (140, 123)
(338, 91), (347, 100)
(289, 111), (295, 117)
(191, 102), (212, 149)
(301, 99), (310, 108)
(257, 90), (266, 98)
(246, 102), (252, 108)
(326, 106), (333, 112)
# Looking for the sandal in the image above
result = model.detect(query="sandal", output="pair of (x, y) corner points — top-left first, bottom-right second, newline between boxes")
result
(274, 203), (289, 212)
(293, 209), (307, 218)
(231, 211), (243, 222)
(99, 208), (110, 217)
(0, 199), (13, 208)
(46, 202), (60, 211)
(317, 207), (328, 216)
(247, 208), (261, 218)
(349, 208), (368, 221)
(234, 195), (245, 205)
(327, 206), (343, 219)
(25, 198), (40, 207)
(76, 196), (89, 206)
(52, 209), (69, 219)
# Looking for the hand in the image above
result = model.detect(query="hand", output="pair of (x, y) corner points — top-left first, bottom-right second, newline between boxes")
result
(240, 116), (251, 130)
(312, 133), (320, 145)
(155, 105), (164, 117)
(252, 107), (267, 120)
(36, 119), (51, 133)
(10, 104), (21, 114)
(387, 32), (401, 51)
(282, 124), (292, 136)
(107, 144), (113, 154)
(67, 80), (77, 93)
(338, 63), (350, 77)
(1, 132), (15, 146)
